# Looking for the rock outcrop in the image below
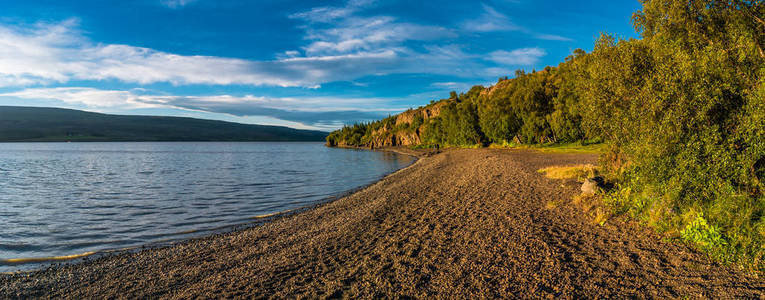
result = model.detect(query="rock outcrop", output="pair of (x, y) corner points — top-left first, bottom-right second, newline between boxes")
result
(365, 101), (446, 147)
(327, 99), (448, 148)
(395, 102), (446, 127)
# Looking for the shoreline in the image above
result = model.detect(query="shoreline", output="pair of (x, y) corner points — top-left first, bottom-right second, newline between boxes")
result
(328, 144), (433, 158)
(2, 148), (763, 298)
(0, 146), (422, 274)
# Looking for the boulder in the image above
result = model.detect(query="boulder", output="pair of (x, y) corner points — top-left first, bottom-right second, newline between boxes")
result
(581, 178), (600, 195)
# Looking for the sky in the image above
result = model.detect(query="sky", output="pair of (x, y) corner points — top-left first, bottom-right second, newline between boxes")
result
(0, 0), (642, 131)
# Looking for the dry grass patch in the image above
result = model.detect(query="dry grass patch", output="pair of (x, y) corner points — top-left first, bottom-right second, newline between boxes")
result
(573, 193), (610, 226)
(489, 142), (607, 154)
(592, 208), (609, 226)
(573, 193), (598, 211)
(537, 164), (598, 181)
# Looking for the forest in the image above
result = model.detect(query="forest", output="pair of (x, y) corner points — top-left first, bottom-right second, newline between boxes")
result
(327, 0), (765, 270)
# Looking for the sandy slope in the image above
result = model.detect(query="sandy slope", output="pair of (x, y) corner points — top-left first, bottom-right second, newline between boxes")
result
(2, 148), (763, 299)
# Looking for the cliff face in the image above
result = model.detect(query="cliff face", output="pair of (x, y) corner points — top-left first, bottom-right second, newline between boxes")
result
(366, 130), (421, 148)
(395, 102), (444, 126)
(325, 91), (466, 148)
(363, 101), (446, 148)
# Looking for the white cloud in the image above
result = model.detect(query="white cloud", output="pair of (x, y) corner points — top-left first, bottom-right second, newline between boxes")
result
(535, 34), (573, 41)
(0, 87), (158, 109)
(0, 20), (285, 87)
(290, 6), (356, 23)
(0, 87), (399, 111)
(289, 0), (454, 59)
(0, 87), (407, 127)
(0, 20), (430, 88)
(288, 0), (375, 23)
(296, 15), (454, 56)
(431, 82), (460, 88)
(0, 18), (475, 89)
(430, 81), (475, 93)
(0, 4), (554, 92)
(461, 4), (521, 32)
(459, 4), (572, 43)
(422, 44), (472, 60)
(160, 0), (195, 9)
(488, 48), (546, 66)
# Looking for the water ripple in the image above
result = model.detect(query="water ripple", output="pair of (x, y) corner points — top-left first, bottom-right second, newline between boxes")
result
(0, 142), (414, 272)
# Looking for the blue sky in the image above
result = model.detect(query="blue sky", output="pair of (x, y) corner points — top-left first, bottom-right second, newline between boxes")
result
(0, 0), (641, 131)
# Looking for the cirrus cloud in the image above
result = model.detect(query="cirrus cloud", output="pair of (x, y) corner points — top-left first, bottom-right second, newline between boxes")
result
(160, 0), (195, 9)
(0, 18), (543, 90)
(488, 48), (547, 66)
(0, 87), (404, 129)
(0, 20), (413, 88)
(461, 4), (521, 32)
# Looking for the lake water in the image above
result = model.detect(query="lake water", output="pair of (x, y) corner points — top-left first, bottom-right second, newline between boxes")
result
(0, 142), (415, 272)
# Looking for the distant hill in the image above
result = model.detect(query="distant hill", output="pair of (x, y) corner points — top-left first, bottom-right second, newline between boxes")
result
(0, 106), (328, 142)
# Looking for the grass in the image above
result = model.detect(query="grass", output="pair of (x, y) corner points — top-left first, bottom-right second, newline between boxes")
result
(584, 176), (765, 273)
(592, 208), (609, 226)
(539, 164), (612, 226)
(489, 141), (607, 154)
(572, 193), (611, 225)
(601, 184), (765, 273)
(409, 143), (483, 150)
(537, 164), (598, 181)
(410, 141), (607, 153)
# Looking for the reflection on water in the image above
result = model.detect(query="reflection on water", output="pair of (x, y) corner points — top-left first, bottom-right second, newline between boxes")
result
(0, 142), (414, 271)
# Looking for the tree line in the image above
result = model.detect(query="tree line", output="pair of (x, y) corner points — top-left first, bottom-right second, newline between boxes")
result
(328, 0), (765, 270)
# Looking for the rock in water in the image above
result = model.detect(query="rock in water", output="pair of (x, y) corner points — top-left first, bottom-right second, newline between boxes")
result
(581, 178), (599, 195)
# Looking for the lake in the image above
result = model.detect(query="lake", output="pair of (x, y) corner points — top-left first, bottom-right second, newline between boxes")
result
(0, 142), (415, 272)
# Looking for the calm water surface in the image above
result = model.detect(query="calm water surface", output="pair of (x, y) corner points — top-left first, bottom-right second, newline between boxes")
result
(0, 142), (414, 271)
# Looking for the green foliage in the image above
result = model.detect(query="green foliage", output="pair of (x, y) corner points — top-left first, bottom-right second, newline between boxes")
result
(681, 213), (728, 253)
(584, 0), (765, 270)
(329, 59), (590, 148)
(325, 122), (368, 147)
(326, 0), (765, 271)
(410, 113), (425, 130)
(439, 100), (484, 146)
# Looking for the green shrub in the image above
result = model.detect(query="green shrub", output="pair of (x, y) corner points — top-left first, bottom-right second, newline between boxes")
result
(681, 213), (728, 254)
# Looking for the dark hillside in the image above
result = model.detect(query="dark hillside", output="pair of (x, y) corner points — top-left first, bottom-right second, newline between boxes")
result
(0, 106), (327, 142)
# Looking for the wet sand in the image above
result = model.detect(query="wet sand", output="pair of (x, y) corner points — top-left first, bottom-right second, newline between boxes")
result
(2, 148), (763, 298)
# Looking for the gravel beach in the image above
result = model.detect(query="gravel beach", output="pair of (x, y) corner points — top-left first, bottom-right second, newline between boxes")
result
(2, 148), (763, 298)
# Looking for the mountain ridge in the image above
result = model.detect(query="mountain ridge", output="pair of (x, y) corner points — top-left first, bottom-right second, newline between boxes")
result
(0, 106), (328, 142)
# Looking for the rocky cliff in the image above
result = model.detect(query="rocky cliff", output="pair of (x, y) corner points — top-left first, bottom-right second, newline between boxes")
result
(327, 100), (447, 148)
(367, 101), (446, 148)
